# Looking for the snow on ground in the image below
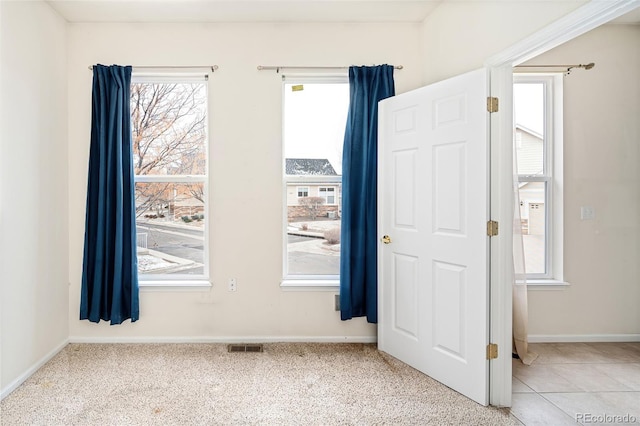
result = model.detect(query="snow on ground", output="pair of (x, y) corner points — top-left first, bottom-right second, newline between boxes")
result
(138, 254), (175, 272)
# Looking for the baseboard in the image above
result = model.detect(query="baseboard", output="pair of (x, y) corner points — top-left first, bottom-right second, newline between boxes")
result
(528, 334), (640, 343)
(68, 335), (378, 344)
(1, 339), (69, 400)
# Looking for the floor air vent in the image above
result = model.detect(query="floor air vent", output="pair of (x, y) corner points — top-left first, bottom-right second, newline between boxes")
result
(227, 344), (264, 353)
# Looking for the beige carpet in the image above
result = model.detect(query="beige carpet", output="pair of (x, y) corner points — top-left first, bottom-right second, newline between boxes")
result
(1, 343), (517, 425)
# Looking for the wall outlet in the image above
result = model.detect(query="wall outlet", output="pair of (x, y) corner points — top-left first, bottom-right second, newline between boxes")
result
(334, 294), (340, 311)
(580, 206), (596, 220)
(228, 278), (237, 292)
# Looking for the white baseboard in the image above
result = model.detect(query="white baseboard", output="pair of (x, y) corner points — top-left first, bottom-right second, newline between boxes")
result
(68, 335), (378, 344)
(1, 339), (69, 400)
(528, 334), (640, 343)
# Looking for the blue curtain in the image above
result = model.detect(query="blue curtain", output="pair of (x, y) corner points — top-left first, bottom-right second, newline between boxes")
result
(340, 65), (395, 323)
(80, 64), (139, 325)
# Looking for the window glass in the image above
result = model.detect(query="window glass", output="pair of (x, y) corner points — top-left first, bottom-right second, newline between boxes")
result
(131, 79), (208, 280)
(514, 77), (559, 280)
(519, 183), (546, 275)
(514, 83), (545, 176)
(283, 80), (349, 278)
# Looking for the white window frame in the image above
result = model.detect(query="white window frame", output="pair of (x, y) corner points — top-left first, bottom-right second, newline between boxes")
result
(514, 74), (565, 287)
(281, 75), (348, 289)
(132, 73), (210, 288)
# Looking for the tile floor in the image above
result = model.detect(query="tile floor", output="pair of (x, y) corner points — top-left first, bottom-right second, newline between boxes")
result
(510, 342), (640, 425)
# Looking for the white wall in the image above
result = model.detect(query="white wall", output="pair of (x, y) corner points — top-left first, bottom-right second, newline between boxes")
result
(420, 1), (587, 84)
(525, 24), (640, 338)
(0, 1), (69, 396)
(67, 22), (423, 340)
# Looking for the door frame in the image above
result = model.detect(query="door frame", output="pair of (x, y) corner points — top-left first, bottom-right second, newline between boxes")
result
(486, 0), (640, 407)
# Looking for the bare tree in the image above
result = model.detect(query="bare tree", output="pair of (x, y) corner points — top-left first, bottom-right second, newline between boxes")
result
(131, 82), (207, 218)
(131, 83), (206, 175)
(299, 196), (325, 220)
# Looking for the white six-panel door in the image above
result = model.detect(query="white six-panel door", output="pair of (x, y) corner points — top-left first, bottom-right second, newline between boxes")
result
(378, 68), (490, 406)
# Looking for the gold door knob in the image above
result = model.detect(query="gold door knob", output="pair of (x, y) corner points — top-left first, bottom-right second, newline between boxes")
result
(381, 235), (392, 244)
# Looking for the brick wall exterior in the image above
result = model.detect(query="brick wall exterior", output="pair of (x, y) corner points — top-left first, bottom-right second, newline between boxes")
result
(288, 205), (339, 220)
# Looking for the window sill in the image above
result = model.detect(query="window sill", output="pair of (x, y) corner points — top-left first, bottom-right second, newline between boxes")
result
(140, 280), (212, 292)
(525, 279), (570, 291)
(280, 279), (339, 292)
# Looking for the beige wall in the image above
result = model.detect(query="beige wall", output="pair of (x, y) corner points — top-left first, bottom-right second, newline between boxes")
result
(67, 22), (423, 341)
(525, 24), (640, 337)
(0, 1), (69, 395)
(420, 1), (586, 84)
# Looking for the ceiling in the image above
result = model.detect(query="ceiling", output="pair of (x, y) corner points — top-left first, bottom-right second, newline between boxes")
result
(45, 0), (443, 23)
(45, 0), (640, 25)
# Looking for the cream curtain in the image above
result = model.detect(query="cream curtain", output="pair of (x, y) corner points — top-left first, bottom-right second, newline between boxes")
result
(512, 140), (538, 365)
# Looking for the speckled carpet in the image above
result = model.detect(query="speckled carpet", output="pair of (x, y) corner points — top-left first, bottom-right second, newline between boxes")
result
(0, 343), (517, 425)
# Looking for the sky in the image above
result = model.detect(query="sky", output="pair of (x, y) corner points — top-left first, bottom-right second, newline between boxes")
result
(514, 83), (544, 136)
(284, 81), (543, 174)
(283, 82), (349, 175)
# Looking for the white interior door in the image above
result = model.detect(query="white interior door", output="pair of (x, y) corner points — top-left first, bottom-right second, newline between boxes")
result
(378, 68), (490, 406)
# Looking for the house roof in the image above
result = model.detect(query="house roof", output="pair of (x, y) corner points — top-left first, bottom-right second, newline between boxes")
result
(286, 158), (337, 176)
(515, 124), (543, 139)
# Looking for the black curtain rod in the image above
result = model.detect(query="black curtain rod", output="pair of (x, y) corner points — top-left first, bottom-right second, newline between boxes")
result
(88, 65), (218, 72)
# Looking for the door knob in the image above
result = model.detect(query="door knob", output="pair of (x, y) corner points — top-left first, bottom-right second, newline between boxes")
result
(381, 235), (392, 244)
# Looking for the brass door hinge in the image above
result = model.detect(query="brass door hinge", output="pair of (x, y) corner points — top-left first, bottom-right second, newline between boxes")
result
(486, 343), (498, 360)
(487, 97), (499, 113)
(487, 220), (499, 237)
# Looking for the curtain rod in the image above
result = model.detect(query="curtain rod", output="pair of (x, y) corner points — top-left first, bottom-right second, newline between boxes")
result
(88, 65), (219, 72)
(514, 62), (594, 73)
(257, 65), (403, 72)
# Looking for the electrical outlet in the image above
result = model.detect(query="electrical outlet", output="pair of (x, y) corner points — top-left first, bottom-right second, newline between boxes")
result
(228, 278), (237, 292)
(334, 294), (340, 311)
(581, 206), (595, 220)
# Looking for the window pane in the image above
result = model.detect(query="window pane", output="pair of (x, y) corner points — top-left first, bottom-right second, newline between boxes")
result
(514, 83), (544, 176)
(284, 82), (348, 277)
(519, 182), (546, 274)
(135, 182), (205, 275)
(284, 83), (348, 170)
(131, 82), (207, 176)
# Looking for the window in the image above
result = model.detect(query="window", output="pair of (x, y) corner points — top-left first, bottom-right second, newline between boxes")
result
(514, 74), (563, 283)
(131, 75), (209, 284)
(319, 187), (336, 205)
(297, 187), (309, 198)
(283, 77), (349, 285)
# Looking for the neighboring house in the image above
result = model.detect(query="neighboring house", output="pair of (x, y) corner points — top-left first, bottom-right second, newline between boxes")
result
(515, 125), (545, 235)
(285, 158), (341, 220)
(135, 183), (205, 221)
(136, 149), (206, 221)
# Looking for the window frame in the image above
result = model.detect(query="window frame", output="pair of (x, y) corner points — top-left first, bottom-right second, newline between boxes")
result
(281, 75), (348, 289)
(514, 74), (565, 286)
(131, 73), (211, 288)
